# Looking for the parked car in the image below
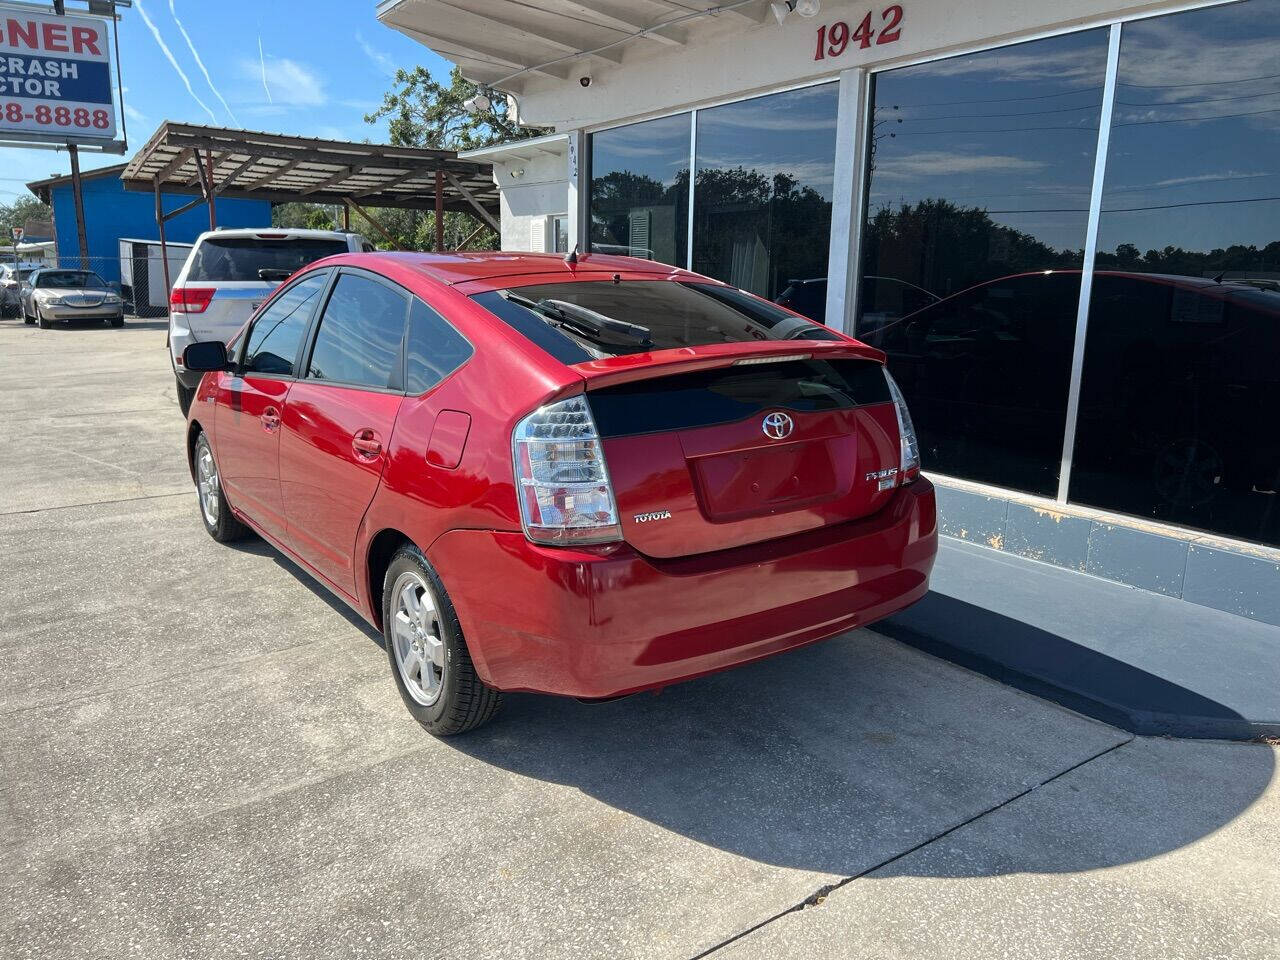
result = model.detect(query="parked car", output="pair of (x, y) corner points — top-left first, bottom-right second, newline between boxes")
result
(0, 262), (41, 316)
(170, 228), (373, 415)
(180, 252), (937, 736)
(21, 268), (124, 328)
(774, 275), (940, 326)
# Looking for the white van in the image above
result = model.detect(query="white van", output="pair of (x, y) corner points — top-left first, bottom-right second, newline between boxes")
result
(169, 228), (373, 414)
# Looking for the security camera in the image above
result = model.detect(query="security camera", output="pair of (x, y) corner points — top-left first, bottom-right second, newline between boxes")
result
(579, 76), (592, 88)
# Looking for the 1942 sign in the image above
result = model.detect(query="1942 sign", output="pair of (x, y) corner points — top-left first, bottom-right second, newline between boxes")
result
(0, 10), (116, 141)
(814, 6), (904, 60)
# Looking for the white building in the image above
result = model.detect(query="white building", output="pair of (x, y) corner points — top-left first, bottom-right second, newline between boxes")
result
(459, 133), (570, 254)
(380, 0), (1280, 616)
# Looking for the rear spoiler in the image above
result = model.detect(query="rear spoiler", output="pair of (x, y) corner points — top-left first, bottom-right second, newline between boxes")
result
(571, 339), (886, 391)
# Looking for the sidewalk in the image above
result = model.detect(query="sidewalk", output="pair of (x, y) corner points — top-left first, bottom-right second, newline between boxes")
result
(874, 538), (1280, 739)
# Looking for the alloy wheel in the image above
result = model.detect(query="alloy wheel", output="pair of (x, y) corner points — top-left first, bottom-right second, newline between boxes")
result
(391, 571), (446, 706)
(196, 441), (220, 526)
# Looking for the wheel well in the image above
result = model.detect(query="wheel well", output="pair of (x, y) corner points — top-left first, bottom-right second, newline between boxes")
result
(366, 529), (413, 631)
(185, 419), (205, 482)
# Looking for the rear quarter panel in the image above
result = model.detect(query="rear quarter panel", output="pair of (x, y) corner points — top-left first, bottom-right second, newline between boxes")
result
(354, 276), (583, 624)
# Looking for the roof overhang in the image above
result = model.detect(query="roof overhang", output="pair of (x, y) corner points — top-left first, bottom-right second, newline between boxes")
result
(375, 0), (772, 91)
(457, 132), (568, 164)
(117, 122), (500, 215)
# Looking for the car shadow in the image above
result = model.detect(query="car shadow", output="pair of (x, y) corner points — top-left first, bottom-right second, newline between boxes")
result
(443, 628), (1272, 880)
(253, 537), (1273, 880)
(226, 536), (384, 648)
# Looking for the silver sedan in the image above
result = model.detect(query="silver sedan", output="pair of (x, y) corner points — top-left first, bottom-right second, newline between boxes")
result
(22, 269), (125, 329)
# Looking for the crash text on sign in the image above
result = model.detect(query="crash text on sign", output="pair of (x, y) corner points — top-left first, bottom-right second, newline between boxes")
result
(0, 57), (82, 98)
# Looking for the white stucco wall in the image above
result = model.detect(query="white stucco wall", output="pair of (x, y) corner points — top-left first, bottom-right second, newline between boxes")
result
(487, 151), (569, 252)
(511, 0), (1222, 130)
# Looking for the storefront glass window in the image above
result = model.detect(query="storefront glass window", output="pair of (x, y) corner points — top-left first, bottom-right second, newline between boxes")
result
(589, 113), (690, 267)
(692, 83), (839, 321)
(858, 30), (1109, 495)
(1069, 0), (1280, 545)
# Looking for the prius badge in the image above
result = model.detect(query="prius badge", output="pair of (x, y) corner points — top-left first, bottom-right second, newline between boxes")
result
(762, 411), (794, 440)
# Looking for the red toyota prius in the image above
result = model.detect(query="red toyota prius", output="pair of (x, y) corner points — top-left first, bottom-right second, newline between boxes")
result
(181, 252), (937, 735)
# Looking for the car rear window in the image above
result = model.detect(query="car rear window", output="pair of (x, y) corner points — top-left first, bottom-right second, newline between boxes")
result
(186, 237), (348, 282)
(471, 279), (841, 363)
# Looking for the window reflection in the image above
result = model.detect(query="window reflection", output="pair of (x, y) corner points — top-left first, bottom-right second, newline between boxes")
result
(692, 84), (839, 321)
(859, 30), (1109, 495)
(589, 114), (690, 267)
(1070, 0), (1280, 545)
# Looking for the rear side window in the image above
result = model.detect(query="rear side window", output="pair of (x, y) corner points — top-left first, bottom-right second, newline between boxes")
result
(406, 299), (473, 394)
(471, 279), (841, 363)
(306, 273), (408, 390)
(187, 237), (348, 282)
(242, 272), (328, 376)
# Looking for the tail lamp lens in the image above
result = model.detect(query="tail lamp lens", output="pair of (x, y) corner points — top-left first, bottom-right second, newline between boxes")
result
(170, 287), (215, 314)
(884, 368), (921, 482)
(512, 395), (621, 545)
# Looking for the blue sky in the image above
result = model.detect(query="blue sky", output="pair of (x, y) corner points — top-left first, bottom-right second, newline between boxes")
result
(0, 0), (453, 206)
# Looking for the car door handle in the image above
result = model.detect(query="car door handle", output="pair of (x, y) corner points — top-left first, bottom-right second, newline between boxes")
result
(260, 406), (281, 432)
(352, 429), (383, 459)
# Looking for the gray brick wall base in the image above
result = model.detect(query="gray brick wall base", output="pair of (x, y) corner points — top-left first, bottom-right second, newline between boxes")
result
(933, 478), (1280, 627)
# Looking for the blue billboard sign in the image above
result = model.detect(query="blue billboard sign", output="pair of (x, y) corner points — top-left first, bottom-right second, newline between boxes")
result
(0, 9), (116, 142)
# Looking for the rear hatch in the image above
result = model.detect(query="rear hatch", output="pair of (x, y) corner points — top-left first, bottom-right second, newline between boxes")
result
(472, 276), (905, 560)
(585, 354), (901, 558)
(178, 234), (349, 340)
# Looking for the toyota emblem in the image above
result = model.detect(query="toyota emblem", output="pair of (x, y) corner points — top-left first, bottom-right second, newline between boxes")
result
(761, 411), (794, 440)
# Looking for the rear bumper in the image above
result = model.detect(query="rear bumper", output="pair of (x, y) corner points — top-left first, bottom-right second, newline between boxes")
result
(430, 478), (938, 699)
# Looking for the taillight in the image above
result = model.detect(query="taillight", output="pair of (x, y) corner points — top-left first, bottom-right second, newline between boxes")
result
(512, 395), (621, 546)
(170, 287), (215, 314)
(884, 368), (921, 483)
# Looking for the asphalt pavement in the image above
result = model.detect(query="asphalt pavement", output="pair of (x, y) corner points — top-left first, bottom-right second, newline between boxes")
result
(1, 316), (1276, 960)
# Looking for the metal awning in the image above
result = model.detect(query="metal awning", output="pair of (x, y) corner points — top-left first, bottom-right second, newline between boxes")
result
(120, 122), (499, 216)
(376, 0), (771, 91)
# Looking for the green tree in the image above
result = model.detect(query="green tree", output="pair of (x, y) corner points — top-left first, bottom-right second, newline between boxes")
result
(0, 196), (52, 238)
(361, 65), (549, 251)
(366, 65), (544, 151)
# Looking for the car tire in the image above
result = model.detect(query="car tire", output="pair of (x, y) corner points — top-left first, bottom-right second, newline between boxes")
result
(383, 544), (501, 736)
(176, 377), (195, 417)
(36, 307), (49, 330)
(109, 316), (124, 328)
(193, 431), (248, 543)
(23, 312), (33, 325)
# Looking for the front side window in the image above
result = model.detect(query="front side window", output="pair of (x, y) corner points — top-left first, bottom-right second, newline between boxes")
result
(1070, 0), (1280, 545)
(306, 272), (408, 389)
(589, 113), (690, 267)
(473, 278), (839, 364)
(241, 272), (328, 377)
(858, 29), (1110, 496)
(692, 84), (839, 321)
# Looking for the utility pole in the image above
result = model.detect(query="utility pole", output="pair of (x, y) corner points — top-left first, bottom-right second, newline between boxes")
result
(53, 0), (90, 270)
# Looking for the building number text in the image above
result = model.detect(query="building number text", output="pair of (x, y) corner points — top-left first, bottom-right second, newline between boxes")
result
(814, 6), (903, 60)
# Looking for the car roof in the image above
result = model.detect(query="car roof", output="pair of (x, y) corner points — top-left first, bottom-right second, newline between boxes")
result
(193, 228), (359, 242)
(319, 251), (707, 287)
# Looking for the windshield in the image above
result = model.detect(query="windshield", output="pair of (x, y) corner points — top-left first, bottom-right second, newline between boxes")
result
(472, 279), (841, 362)
(186, 237), (348, 282)
(35, 271), (106, 289)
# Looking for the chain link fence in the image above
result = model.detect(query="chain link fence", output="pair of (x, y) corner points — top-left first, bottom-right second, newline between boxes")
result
(3, 248), (192, 317)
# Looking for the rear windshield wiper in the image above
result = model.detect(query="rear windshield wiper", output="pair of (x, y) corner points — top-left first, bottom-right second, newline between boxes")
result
(502, 291), (652, 348)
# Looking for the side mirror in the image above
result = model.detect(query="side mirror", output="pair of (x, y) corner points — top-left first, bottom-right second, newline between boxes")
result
(182, 340), (230, 372)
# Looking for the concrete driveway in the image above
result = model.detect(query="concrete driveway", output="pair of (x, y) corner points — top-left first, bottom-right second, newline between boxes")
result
(1, 317), (1276, 960)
